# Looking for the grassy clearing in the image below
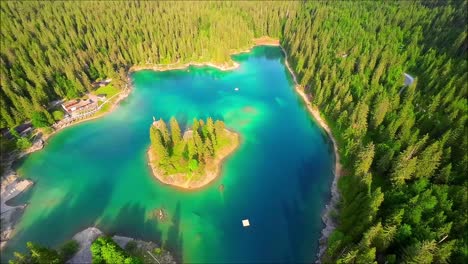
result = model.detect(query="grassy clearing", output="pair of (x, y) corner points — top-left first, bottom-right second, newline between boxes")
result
(94, 84), (119, 98)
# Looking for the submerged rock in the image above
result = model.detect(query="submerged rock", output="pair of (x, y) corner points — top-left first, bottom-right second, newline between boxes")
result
(153, 208), (168, 221)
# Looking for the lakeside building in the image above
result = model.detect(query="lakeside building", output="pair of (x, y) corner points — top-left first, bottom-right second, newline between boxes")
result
(62, 99), (97, 116)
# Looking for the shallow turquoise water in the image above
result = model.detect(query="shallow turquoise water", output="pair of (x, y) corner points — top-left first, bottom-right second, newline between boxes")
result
(3, 46), (334, 263)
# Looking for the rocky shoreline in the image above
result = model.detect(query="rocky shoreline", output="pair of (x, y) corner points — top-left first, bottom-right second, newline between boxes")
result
(67, 227), (175, 264)
(279, 45), (342, 263)
(0, 176), (34, 250)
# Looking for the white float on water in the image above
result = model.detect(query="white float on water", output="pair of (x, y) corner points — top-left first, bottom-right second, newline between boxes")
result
(235, 87), (239, 91)
(242, 219), (250, 227)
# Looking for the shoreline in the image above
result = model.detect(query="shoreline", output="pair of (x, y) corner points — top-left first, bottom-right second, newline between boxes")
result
(0, 178), (34, 250)
(0, 38), (270, 252)
(1, 37), (339, 259)
(15, 85), (132, 162)
(6, 37), (278, 166)
(147, 129), (239, 190)
(0, 83), (132, 252)
(128, 37), (280, 73)
(279, 45), (342, 262)
(44, 88), (132, 143)
(67, 227), (175, 264)
(130, 60), (241, 73)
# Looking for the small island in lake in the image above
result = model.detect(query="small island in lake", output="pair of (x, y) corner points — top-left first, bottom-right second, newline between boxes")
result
(148, 117), (239, 189)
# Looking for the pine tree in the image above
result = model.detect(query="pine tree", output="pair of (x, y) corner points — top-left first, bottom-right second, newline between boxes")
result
(157, 119), (170, 146)
(214, 120), (225, 146)
(170, 117), (182, 146)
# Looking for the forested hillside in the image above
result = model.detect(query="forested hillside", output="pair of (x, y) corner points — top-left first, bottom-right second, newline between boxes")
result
(1, 1), (466, 263)
(0, 1), (296, 128)
(282, 1), (467, 263)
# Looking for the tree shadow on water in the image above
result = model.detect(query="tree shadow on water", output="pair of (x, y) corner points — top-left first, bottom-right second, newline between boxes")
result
(103, 203), (162, 245)
(1, 173), (124, 262)
(281, 199), (308, 263)
(164, 201), (183, 263)
(297, 157), (319, 202)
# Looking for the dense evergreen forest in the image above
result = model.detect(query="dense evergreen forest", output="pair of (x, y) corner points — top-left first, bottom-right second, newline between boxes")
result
(0, 1), (295, 128)
(282, 1), (467, 263)
(1, 1), (466, 263)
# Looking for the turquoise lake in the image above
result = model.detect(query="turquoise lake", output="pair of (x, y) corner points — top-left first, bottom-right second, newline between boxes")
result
(3, 46), (334, 263)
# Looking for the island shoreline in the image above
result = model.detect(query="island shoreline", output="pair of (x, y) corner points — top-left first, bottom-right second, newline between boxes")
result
(146, 129), (240, 191)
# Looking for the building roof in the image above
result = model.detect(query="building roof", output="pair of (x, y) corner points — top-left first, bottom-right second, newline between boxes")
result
(62, 99), (80, 109)
(62, 99), (95, 112)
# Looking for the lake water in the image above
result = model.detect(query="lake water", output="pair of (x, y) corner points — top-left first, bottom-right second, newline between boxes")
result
(3, 46), (334, 263)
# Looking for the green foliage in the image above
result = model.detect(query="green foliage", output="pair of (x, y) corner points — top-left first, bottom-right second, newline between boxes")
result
(31, 111), (50, 128)
(94, 85), (119, 98)
(150, 117), (231, 177)
(59, 240), (79, 260)
(91, 236), (142, 264)
(1, 1), (466, 263)
(0, 1), (295, 129)
(52, 110), (65, 121)
(283, 1), (467, 263)
(9, 242), (63, 264)
(124, 240), (137, 252)
(0, 137), (16, 153)
(16, 137), (32, 150)
(154, 247), (162, 255)
(188, 159), (199, 172)
(169, 117), (182, 146)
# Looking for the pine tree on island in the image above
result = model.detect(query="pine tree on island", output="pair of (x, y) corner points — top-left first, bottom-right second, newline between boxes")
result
(148, 117), (239, 189)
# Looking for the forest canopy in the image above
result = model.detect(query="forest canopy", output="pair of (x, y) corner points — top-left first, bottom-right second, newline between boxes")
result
(0, 1), (466, 263)
(0, 1), (295, 128)
(282, 1), (467, 263)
